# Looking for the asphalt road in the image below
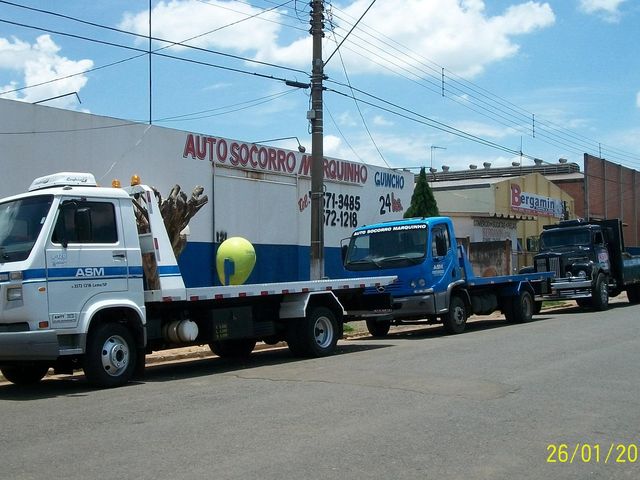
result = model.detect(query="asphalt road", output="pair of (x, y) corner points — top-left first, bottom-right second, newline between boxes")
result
(1, 302), (639, 480)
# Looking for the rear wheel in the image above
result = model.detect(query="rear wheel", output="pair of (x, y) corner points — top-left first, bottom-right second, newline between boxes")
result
(366, 318), (391, 338)
(442, 295), (467, 334)
(1, 364), (49, 385)
(287, 306), (339, 357)
(627, 284), (640, 304)
(591, 274), (609, 311)
(533, 301), (543, 315)
(505, 290), (534, 324)
(84, 323), (136, 388)
(209, 339), (257, 359)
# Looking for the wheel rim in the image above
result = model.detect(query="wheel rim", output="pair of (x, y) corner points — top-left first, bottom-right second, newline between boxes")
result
(452, 305), (465, 326)
(314, 315), (334, 349)
(100, 335), (130, 377)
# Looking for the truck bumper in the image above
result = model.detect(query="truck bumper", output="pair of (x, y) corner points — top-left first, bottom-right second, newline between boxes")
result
(392, 294), (437, 318)
(535, 279), (593, 301)
(0, 331), (59, 361)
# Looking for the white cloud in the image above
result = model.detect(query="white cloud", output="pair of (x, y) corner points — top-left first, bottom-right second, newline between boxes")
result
(324, 135), (343, 156)
(579, 0), (626, 23)
(372, 115), (393, 127)
(321, 0), (556, 78)
(336, 111), (358, 127)
(120, 0), (555, 80)
(0, 35), (92, 108)
(120, 0), (281, 53)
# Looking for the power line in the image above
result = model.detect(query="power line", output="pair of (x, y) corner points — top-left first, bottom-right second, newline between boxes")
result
(326, 82), (534, 160)
(327, 15), (389, 167)
(326, 3), (640, 166)
(0, 18), (308, 88)
(0, 0), (306, 78)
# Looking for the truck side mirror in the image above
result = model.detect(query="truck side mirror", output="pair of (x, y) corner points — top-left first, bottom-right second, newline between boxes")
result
(341, 244), (348, 264)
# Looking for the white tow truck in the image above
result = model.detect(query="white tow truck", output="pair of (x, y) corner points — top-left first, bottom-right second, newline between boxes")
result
(0, 173), (395, 388)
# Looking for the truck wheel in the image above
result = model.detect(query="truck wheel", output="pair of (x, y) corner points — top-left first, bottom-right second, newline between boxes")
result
(533, 301), (543, 315)
(1, 364), (49, 385)
(576, 298), (591, 309)
(506, 290), (534, 324)
(366, 318), (391, 338)
(209, 339), (256, 358)
(627, 285), (640, 304)
(591, 274), (609, 311)
(84, 323), (136, 388)
(442, 295), (467, 334)
(287, 306), (339, 357)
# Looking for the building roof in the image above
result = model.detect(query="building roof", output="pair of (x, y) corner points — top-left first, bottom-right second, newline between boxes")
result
(422, 161), (581, 183)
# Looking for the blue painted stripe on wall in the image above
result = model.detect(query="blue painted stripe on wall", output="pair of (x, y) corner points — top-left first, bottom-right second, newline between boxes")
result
(178, 242), (348, 287)
(4, 246), (350, 289)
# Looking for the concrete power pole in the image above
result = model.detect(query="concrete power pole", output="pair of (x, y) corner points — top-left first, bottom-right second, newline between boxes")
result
(309, 0), (325, 280)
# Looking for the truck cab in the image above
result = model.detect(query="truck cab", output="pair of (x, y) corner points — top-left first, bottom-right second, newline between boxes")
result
(532, 219), (640, 309)
(343, 217), (461, 319)
(0, 173), (146, 385)
(343, 216), (553, 337)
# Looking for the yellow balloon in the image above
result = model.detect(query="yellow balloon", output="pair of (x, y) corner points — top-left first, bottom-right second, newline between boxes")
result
(216, 237), (256, 285)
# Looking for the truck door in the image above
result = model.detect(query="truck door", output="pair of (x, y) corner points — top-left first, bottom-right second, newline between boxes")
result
(45, 199), (129, 329)
(428, 222), (457, 312)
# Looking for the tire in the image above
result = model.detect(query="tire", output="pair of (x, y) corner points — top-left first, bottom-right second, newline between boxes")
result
(627, 284), (640, 304)
(287, 306), (339, 357)
(533, 301), (543, 315)
(505, 290), (534, 324)
(576, 298), (591, 309)
(591, 274), (609, 311)
(133, 347), (146, 380)
(366, 318), (391, 338)
(1, 364), (49, 385)
(209, 339), (257, 358)
(84, 323), (136, 388)
(442, 295), (467, 334)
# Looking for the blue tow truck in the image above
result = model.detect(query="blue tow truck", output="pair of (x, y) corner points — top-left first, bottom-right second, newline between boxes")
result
(342, 217), (553, 337)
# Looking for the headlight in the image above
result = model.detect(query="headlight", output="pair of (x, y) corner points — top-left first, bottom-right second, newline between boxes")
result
(577, 270), (587, 278)
(410, 280), (417, 288)
(418, 278), (426, 287)
(7, 286), (22, 301)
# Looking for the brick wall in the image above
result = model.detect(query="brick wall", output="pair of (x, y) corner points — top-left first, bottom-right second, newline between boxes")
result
(585, 154), (640, 247)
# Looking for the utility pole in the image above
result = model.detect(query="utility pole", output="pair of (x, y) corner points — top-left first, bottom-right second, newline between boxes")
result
(309, 0), (325, 280)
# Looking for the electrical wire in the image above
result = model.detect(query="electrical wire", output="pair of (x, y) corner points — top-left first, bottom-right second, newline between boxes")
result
(327, 13), (389, 167)
(326, 3), (640, 166)
(0, 18), (307, 87)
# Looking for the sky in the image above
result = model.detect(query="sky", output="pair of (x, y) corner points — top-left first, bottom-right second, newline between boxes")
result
(0, 0), (639, 173)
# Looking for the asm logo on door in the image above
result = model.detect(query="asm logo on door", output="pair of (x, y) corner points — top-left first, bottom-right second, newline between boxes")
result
(76, 267), (105, 277)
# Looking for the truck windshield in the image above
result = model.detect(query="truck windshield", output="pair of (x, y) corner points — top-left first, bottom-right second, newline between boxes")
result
(0, 195), (53, 262)
(540, 229), (591, 251)
(344, 227), (427, 271)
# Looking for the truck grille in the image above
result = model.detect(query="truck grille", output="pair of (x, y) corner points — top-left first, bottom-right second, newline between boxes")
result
(536, 257), (561, 277)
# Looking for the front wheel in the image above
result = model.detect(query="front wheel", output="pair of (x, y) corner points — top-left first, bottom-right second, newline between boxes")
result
(442, 295), (467, 334)
(366, 318), (391, 338)
(1, 364), (50, 385)
(591, 274), (609, 311)
(287, 306), (339, 357)
(84, 323), (137, 388)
